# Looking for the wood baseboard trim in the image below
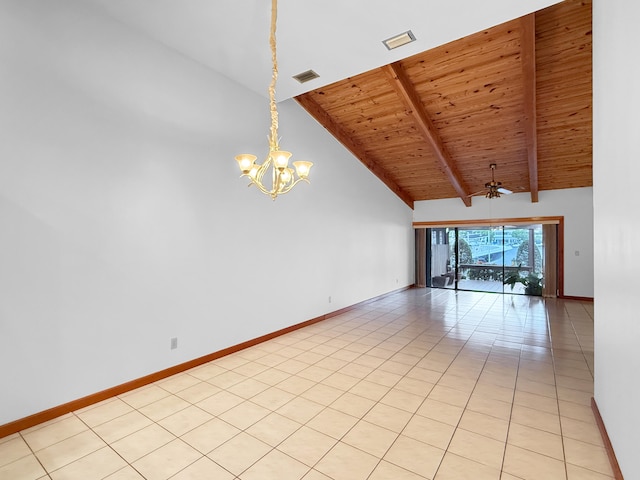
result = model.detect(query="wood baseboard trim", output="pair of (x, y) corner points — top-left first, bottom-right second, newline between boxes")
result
(559, 295), (594, 302)
(0, 286), (412, 439)
(591, 397), (624, 479)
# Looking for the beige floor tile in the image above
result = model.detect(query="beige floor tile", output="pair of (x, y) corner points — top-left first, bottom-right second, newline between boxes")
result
(434, 452), (501, 480)
(0, 435), (32, 467)
(380, 388), (424, 413)
(104, 465), (146, 479)
(563, 437), (613, 476)
(516, 378), (558, 399)
(207, 432), (271, 476)
(246, 412), (301, 447)
(0, 454), (47, 480)
(560, 416), (604, 446)
(349, 380), (390, 401)
(132, 439), (201, 480)
(566, 463), (615, 480)
(394, 377), (434, 396)
(240, 449), (310, 480)
(315, 357), (349, 372)
(156, 373), (201, 394)
(406, 366), (443, 384)
(321, 372), (360, 391)
(502, 444), (566, 480)
(174, 381), (221, 404)
(22, 415), (89, 451)
(342, 420), (398, 457)
(227, 378), (270, 399)
(472, 383), (515, 404)
(301, 469), (333, 480)
(513, 389), (559, 415)
(170, 456), (235, 480)
(275, 359), (309, 375)
(300, 384), (344, 406)
(181, 418), (240, 454)
(307, 408), (358, 439)
(35, 430), (106, 472)
(233, 361), (270, 377)
(429, 385), (471, 408)
(218, 401), (270, 430)
(276, 375), (316, 395)
(557, 386), (593, 406)
(510, 404), (561, 435)
(110, 424), (175, 463)
(329, 392), (376, 418)
(369, 460), (428, 479)
(315, 442), (379, 480)
(48, 446), (126, 480)
(157, 405), (212, 437)
(138, 395), (190, 422)
(416, 398), (464, 426)
(402, 414), (455, 450)
(119, 385), (170, 410)
(75, 398), (133, 428)
(458, 410), (509, 442)
(297, 366), (334, 383)
(447, 428), (505, 470)
(363, 403), (412, 433)
(250, 386), (296, 410)
(558, 400), (597, 423)
(92, 411), (153, 444)
(277, 397), (325, 424)
(384, 435), (445, 479)
(507, 422), (564, 460)
(253, 367), (291, 386)
(187, 362), (227, 381)
(206, 370), (247, 389)
(278, 426), (337, 467)
(195, 390), (244, 416)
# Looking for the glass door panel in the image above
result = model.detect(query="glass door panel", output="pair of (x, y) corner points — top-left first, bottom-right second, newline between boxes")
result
(457, 227), (505, 293)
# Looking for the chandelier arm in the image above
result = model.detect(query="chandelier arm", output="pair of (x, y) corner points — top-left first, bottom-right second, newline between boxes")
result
(277, 177), (310, 195)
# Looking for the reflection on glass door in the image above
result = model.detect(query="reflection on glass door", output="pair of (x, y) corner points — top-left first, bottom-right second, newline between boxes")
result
(428, 224), (544, 295)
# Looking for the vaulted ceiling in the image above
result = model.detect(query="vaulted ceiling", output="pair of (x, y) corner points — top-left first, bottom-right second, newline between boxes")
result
(84, 0), (591, 209)
(295, 0), (592, 208)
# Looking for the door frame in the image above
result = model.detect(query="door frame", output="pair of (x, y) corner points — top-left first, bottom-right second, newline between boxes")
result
(414, 216), (564, 297)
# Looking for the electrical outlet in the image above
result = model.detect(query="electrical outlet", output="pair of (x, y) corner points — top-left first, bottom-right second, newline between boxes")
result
(328, 296), (332, 303)
(170, 337), (178, 350)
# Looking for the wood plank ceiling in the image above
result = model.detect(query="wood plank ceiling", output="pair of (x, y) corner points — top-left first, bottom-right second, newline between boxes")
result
(295, 0), (592, 209)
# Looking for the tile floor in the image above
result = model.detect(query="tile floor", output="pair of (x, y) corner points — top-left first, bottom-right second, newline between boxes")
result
(0, 288), (613, 480)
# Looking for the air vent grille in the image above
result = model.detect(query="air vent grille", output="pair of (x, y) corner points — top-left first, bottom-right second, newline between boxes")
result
(382, 30), (416, 50)
(292, 69), (320, 84)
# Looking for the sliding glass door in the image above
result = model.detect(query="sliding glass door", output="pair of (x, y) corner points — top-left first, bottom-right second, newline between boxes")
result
(427, 224), (545, 295)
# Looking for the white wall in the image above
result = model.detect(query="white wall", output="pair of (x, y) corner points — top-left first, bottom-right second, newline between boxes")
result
(413, 187), (594, 298)
(593, 1), (640, 478)
(0, 0), (413, 425)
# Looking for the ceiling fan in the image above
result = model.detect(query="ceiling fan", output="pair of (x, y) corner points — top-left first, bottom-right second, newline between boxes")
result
(470, 163), (513, 198)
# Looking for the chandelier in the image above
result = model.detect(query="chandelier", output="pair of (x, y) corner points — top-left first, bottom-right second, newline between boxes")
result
(235, 0), (313, 199)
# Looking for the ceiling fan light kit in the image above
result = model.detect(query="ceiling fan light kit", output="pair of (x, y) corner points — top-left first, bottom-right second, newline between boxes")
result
(482, 164), (513, 199)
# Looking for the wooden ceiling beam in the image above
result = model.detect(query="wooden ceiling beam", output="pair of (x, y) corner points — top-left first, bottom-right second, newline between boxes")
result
(295, 94), (415, 209)
(382, 62), (472, 207)
(521, 13), (539, 203)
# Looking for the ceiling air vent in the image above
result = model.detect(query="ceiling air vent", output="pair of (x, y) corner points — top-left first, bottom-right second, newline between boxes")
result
(382, 30), (416, 50)
(292, 69), (320, 84)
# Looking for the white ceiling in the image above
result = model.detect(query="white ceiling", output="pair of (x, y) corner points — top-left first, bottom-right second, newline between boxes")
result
(84, 0), (562, 100)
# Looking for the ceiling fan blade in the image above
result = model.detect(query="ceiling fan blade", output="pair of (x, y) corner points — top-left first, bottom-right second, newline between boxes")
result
(497, 187), (512, 195)
(467, 189), (488, 197)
